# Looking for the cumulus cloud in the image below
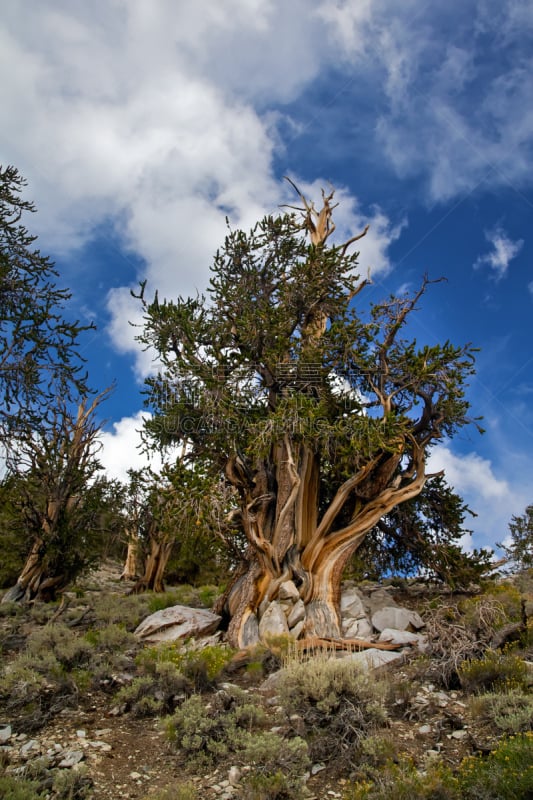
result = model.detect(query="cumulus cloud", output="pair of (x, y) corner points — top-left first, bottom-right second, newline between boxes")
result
(324, 1), (533, 203)
(0, 1), (402, 381)
(474, 227), (524, 280)
(287, 178), (406, 276)
(98, 412), (163, 484)
(428, 444), (530, 552)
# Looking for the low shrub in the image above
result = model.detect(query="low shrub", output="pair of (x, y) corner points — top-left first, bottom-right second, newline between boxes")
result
(0, 775), (46, 800)
(91, 592), (149, 630)
(84, 623), (137, 652)
(343, 733), (533, 800)
(240, 733), (309, 798)
(458, 649), (529, 693)
(166, 691), (262, 767)
(277, 655), (388, 766)
(165, 687), (307, 791)
(52, 764), (92, 799)
(457, 733), (533, 799)
(469, 689), (533, 734)
(25, 624), (93, 670)
(115, 662), (190, 717)
(147, 587), (199, 613)
(137, 642), (234, 690)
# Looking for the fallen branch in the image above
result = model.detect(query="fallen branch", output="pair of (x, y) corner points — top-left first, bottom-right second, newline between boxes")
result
(296, 636), (403, 652)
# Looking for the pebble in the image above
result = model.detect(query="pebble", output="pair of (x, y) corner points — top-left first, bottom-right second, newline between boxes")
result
(0, 724), (12, 744)
(228, 766), (241, 786)
(418, 725), (432, 735)
(450, 729), (468, 740)
(58, 750), (85, 768)
(311, 763), (326, 774)
(20, 739), (40, 757)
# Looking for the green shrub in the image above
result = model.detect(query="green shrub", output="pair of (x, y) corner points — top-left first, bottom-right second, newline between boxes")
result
(52, 764), (92, 799)
(469, 689), (533, 734)
(197, 585), (219, 608)
(137, 642), (234, 689)
(277, 656), (388, 765)
(147, 587), (198, 613)
(116, 662), (190, 717)
(0, 602), (23, 618)
(25, 623), (93, 670)
(0, 776), (46, 800)
(240, 733), (309, 797)
(343, 733), (533, 800)
(458, 650), (529, 693)
(461, 584), (523, 629)
(84, 623), (137, 652)
(344, 758), (459, 799)
(243, 769), (304, 800)
(457, 733), (533, 799)
(166, 689), (292, 774)
(91, 592), (149, 629)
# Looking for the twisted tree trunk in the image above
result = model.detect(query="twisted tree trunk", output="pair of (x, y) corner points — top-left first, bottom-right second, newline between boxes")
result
(216, 439), (426, 648)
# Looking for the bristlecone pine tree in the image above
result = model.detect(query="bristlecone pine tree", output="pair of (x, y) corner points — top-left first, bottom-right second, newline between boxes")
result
(137, 185), (478, 647)
(1, 391), (117, 602)
(0, 165), (92, 450)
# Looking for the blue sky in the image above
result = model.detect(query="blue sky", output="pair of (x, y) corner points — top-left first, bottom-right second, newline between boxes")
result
(1, 1), (532, 555)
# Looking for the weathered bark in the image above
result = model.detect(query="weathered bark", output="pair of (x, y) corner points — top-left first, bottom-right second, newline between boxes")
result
(132, 535), (173, 594)
(2, 538), (67, 603)
(2, 393), (108, 604)
(120, 535), (140, 582)
(221, 440), (427, 648)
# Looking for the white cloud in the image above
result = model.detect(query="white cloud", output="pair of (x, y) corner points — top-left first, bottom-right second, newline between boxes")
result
(98, 412), (163, 484)
(288, 178), (405, 277)
(474, 227), (524, 280)
(2, 1), (393, 380)
(322, 1), (533, 203)
(428, 444), (530, 552)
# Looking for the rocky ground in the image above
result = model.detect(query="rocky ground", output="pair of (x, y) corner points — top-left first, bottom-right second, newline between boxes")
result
(1, 563), (532, 799)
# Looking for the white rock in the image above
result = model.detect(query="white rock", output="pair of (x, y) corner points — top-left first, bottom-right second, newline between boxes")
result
(344, 649), (404, 670)
(287, 599), (306, 628)
(343, 618), (374, 640)
(258, 602), (289, 640)
(378, 628), (423, 647)
(59, 750), (84, 768)
(371, 606), (424, 633)
(451, 729), (468, 739)
(340, 587), (366, 619)
(20, 739), (40, 757)
(228, 766), (241, 786)
(134, 605), (221, 643)
(278, 580), (300, 602)
(0, 724), (11, 744)
(367, 588), (396, 614)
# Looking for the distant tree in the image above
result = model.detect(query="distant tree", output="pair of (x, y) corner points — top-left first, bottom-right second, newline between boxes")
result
(0, 165), (91, 449)
(127, 461), (237, 593)
(136, 185), (479, 647)
(498, 504), (533, 571)
(1, 391), (123, 602)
